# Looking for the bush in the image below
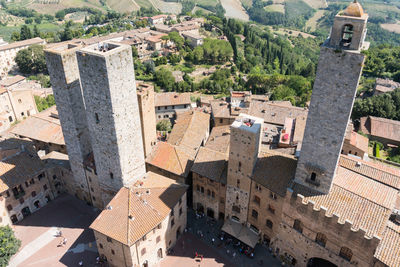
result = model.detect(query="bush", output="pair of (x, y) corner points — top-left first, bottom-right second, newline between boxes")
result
(156, 120), (172, 132)
(34, 95), (56, 112)
(0, 226), (21, 267)
(15, 45), (47, 74)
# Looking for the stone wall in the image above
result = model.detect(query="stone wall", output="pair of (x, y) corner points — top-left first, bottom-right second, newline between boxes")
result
(137, 84), (157, 158)
(247, 182), (284, 244)
(1, 171), (54, 225)
(192, 172), (222, 219)
(295, 47), (365, 194)
(44, 44), (92, 202)
(270, 190), (379, 267)
(77, 43), (145, 200)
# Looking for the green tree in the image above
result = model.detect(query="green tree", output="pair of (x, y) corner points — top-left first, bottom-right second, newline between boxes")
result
(33, 25), (40, 38)
(34, 95), (55, 112)
(11, 32), (20, 41)
(155, 67), (175, 91)
(131, 46), (138, 59)
(20, 25), (32, 40)
(15, 45), (47, 74)
(0, 226), (21, 267)
(156, 120), (172, 132)
(167, 31), (184, 49)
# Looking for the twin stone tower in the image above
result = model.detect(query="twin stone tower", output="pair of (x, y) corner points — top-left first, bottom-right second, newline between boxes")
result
(45, 42), (146, 207)
(44, 3), (368, 208)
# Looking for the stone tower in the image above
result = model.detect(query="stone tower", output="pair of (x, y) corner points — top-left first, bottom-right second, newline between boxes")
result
(225, 114), (263, 223)
(44, 43), (92, 203)
(136, 82), (157, 158)
(76, 42), (146, 204)
(294, 1), (368, 194)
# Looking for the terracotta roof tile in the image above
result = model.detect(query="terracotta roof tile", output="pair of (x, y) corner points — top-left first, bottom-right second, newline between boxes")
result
(0, 37), (44, 52)
(375, 222), (400, 267)
(0, 142), (44, 192)
(0, 75), (26, 87)
(339, 155), (400, 189)
(10, 106), (64, 145)
(252, 151), (297, 196)
(155, 92), (191, 107)
(205, 125), (231, 154)
(146, 142), (193, 178)
(360, 116), (400, 143)
(90, 172), (187, 245)
(248, 100), (308, 126)
(167, 110), (210, 158)
(293, 166), (398, 238)
(191, 147), (227, 182)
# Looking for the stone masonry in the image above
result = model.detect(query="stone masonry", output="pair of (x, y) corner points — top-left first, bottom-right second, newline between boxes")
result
(225, 114), (263, 223)
(294, 17), (366, 193)
(76, 42), (146, 205)
(44, 43), (93, 203)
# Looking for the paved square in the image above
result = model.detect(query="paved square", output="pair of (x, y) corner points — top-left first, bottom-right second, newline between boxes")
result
(9, 194), (100, 267)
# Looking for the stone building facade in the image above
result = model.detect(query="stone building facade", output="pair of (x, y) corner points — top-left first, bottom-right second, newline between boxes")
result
(0, 38), (45, 78)
(0, 139), (55, 226)
(90, 172), (188, 267)
(77, 42), (146, 206)
(294, 3), (367, 194)
(136, 81), (157, 158)
(225, 114), (263, 224)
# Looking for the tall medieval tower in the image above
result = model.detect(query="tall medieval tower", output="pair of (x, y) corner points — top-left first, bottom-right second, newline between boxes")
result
(44, 43), (93, 203)
(294, 1), (368, 194)
(225, 114), (263, 223)
(76, 42), (146, 205)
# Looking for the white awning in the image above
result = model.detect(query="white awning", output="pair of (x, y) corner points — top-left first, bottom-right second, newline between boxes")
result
(221, 220), (259, 248)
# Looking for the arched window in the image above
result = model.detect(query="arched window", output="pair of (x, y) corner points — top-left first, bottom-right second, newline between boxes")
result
(266, 219), (273, 229)
(341, 24), (354, 47)
(293, 219), (303, 233)
(339, 246), (353, 261)
(315, 232), (327, 247)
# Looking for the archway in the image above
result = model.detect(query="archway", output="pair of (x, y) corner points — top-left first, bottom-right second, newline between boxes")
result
(21, 207), (31, 218)
(207, 208), (214, 219)
(157, 248), (163, 260)
(218, 212), (225, 220)
(34, 200), (40, 209)
(307, 258), (337, 267)
(143, 260), (148, 267)
(196, 203), (204, 213)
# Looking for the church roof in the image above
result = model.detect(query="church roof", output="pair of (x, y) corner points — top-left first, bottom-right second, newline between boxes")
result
(343, 0), (364, 17)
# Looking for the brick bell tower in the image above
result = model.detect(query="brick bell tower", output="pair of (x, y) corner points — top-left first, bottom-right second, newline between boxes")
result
(294, 1), (368, 194)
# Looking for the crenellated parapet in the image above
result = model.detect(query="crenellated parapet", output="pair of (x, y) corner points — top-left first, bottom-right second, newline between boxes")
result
(285, 188), (381, 250)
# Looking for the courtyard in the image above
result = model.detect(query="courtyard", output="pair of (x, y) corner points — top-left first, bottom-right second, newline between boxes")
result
(9, 194), (100, 267)
(8, 194), (281, 267)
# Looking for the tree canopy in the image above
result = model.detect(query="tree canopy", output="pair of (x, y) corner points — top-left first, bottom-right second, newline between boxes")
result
(15, 45), (47, 74)
(0, 226), (21, 267)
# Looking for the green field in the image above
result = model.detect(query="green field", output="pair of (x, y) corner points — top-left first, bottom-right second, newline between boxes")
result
(196, 0), (220, 7)
(284, 0), (315, 21)
(9, 0), (106, 15)
(107, 0), (140, 13)
(240, 0), (253, 8)
(305, 9), (324, 31)
(0, 23), (63, 42)
(264, 4), (285, 13)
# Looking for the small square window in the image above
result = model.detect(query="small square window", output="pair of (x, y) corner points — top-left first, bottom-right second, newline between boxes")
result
(99, 243), (103, 249)
(107, 237), (112, 243)
(43, 184), (48, 190)
(171, 219), (175, 226)
(111, 249), (115, 255)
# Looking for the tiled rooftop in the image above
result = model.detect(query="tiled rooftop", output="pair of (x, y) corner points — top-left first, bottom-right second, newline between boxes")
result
(90, 172), (187, 246)
(155, 92), (191, 107)
(10, 106), (64, 145)
(146, 142), (193, 178)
